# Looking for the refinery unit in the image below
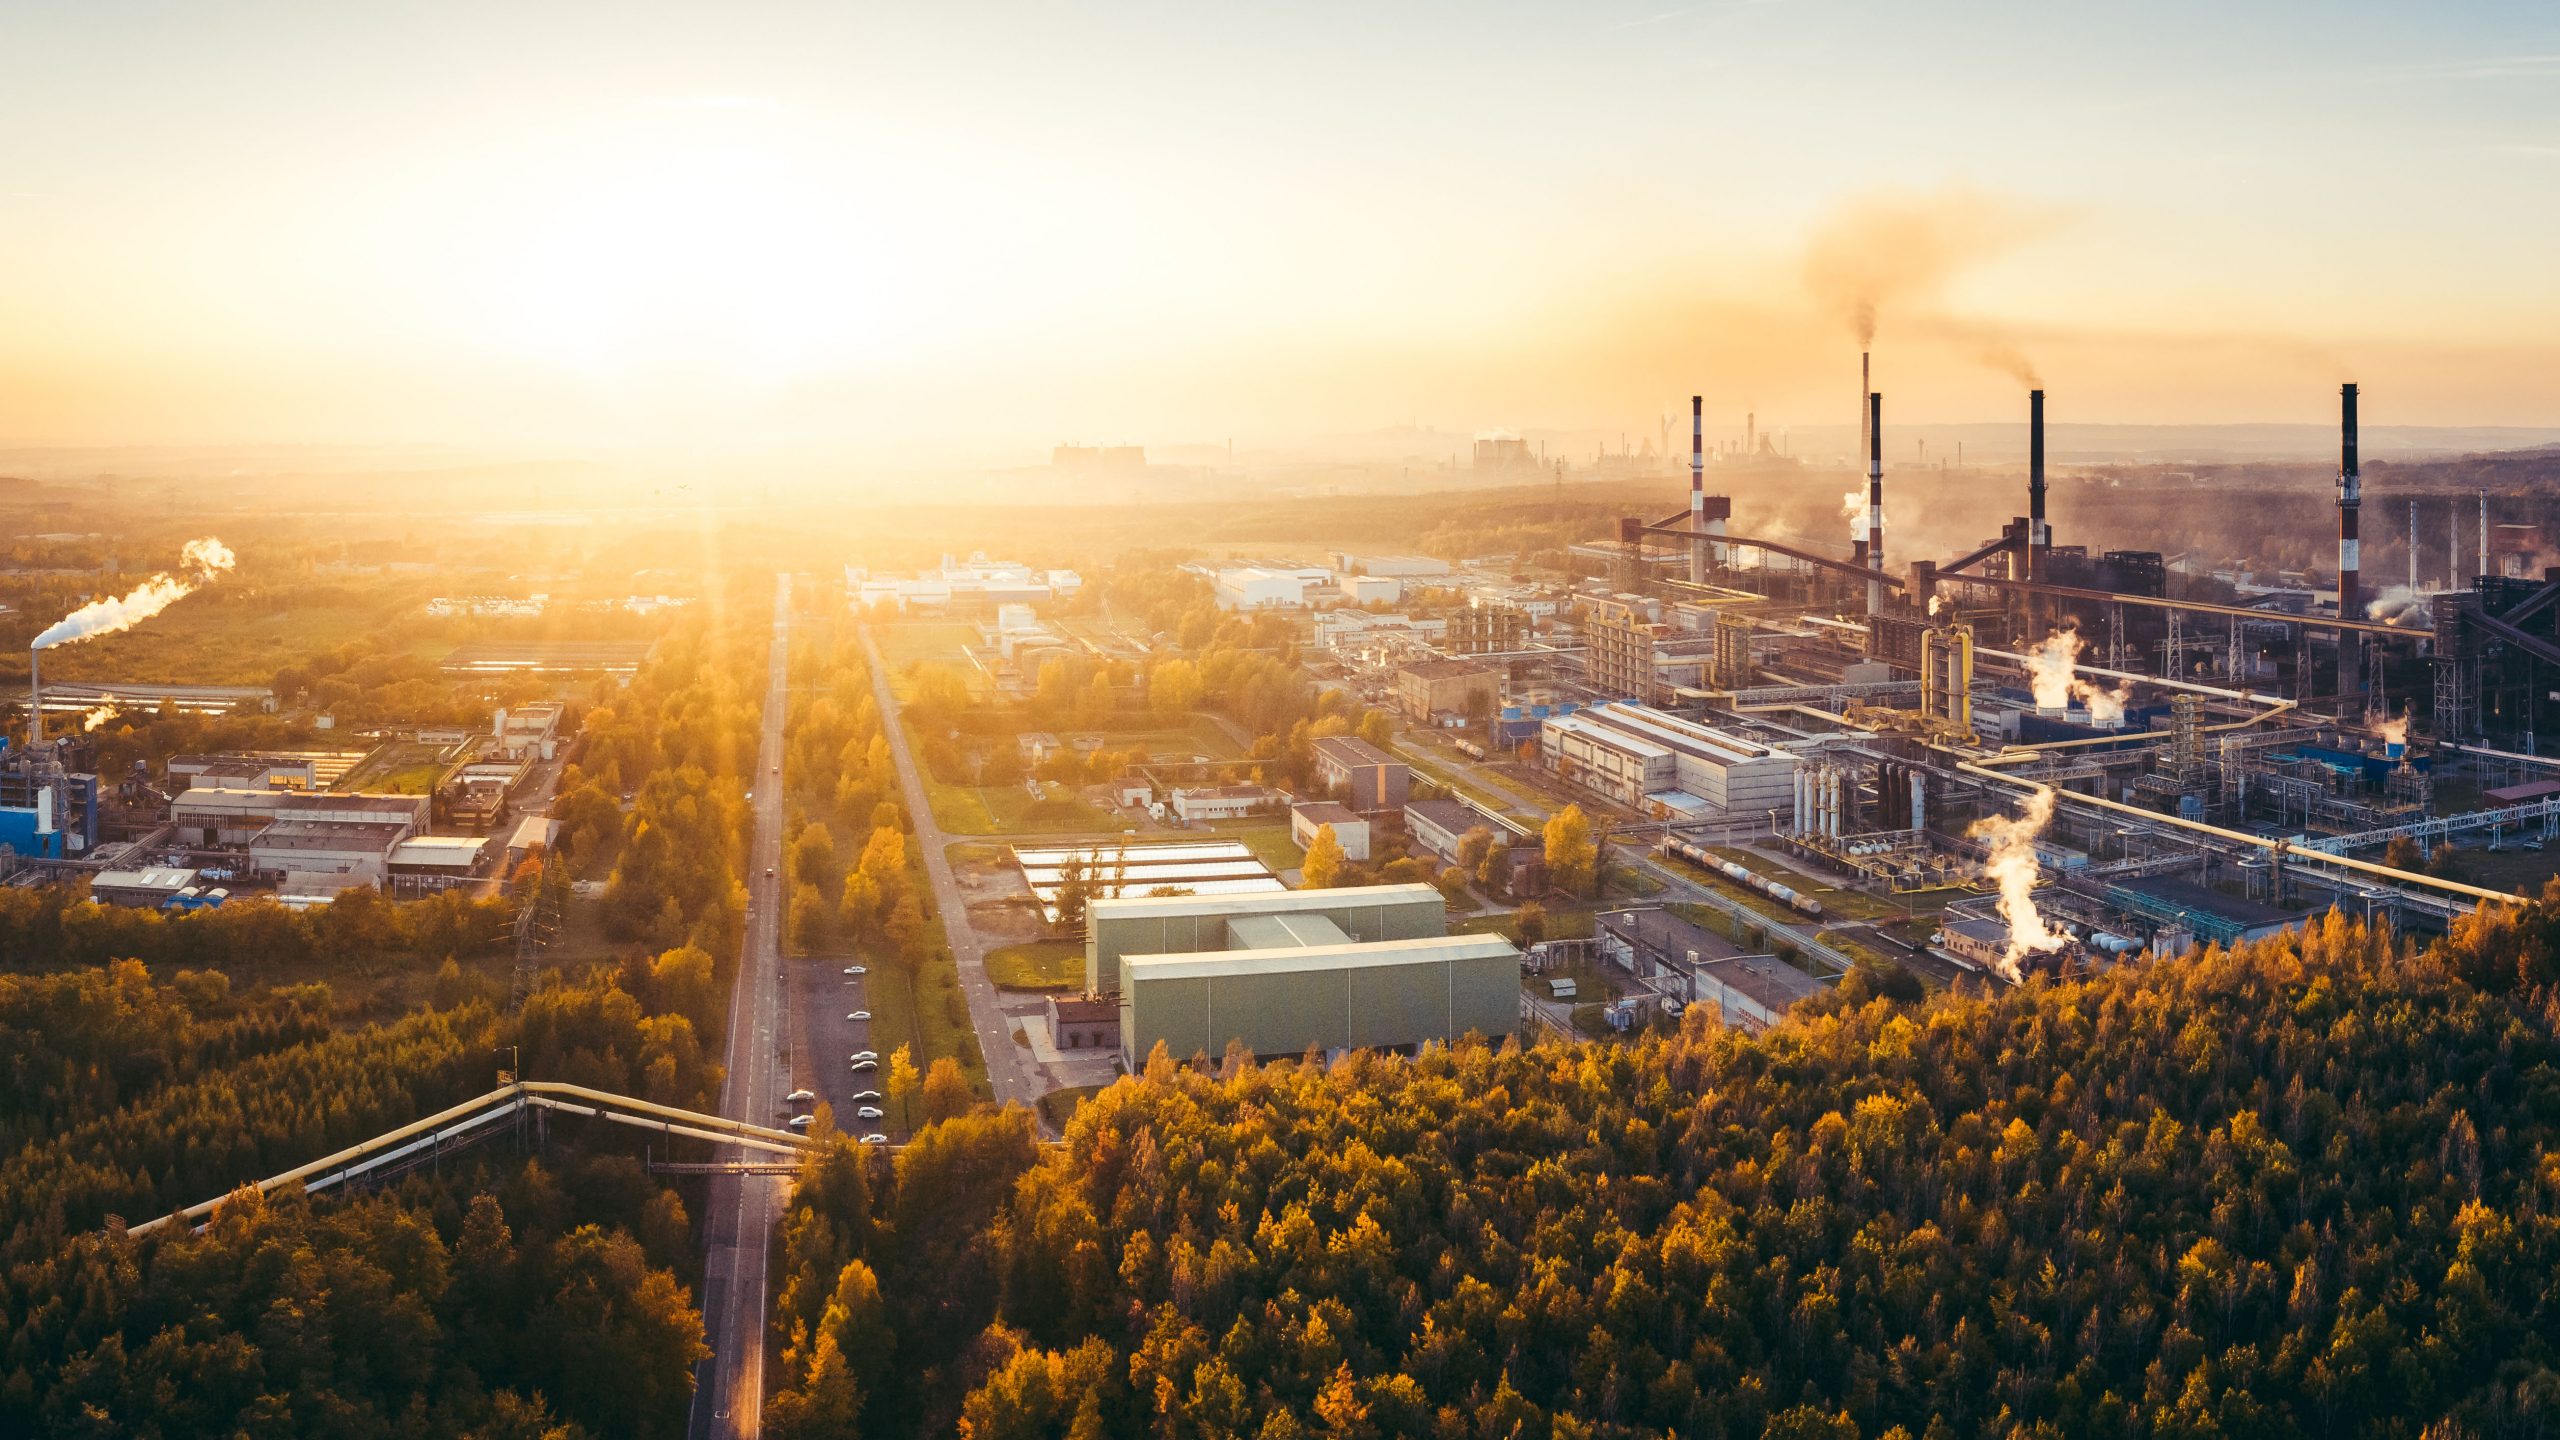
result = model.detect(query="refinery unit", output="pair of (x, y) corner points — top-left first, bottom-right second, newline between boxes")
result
(1304, 370), (2558, 984)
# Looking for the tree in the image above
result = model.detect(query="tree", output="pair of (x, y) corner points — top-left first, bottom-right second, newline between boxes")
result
(886, 1045), (922, 1132)
(791, 821), (838, 888)
(1053, 852), (1093, 931)
(648, 944), (718, 1032)
(1544, 804), (1597, 896)
(1300, 824), (1346, 889)
(1356, 709), (1395, 748)
(1456, 825), (1497, 877)
(921, 1055), (974, 1125)
(1513, 900), (1548, 944)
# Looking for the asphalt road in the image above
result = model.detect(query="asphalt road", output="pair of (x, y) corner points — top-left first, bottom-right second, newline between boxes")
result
(689, 573), (792, 1440)
(858, 628), (1043, 1111)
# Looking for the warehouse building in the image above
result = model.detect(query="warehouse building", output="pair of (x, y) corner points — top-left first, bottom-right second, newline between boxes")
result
(1311, 736), (1410, 812)
(90, 867), (199, 907)
(1099, 886), (1520, 1064)
(1289, 801), (1370, 862)
(172, 788), (430, 849)
(1404, 796), (1527, 864)
(388, 835), (494, 893)
(1169, 784), (1276, 823)
(1540, 704), (1799, 815)
(249, 818), (416, 892)
(1086, 883), (1451, 994)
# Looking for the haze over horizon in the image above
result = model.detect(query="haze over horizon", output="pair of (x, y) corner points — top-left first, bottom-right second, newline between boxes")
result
(5, 0), (2559, 462)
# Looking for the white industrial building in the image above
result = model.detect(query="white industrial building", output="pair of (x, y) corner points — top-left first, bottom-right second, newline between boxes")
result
(1288, 801), (1371, 862)
(1170, 784), (1276, 823)
(250, 819), (416, 892)
(1541, 704), (1799, 816)
(1211, 565), (1329, 611)
(846, 556), (1082, 612)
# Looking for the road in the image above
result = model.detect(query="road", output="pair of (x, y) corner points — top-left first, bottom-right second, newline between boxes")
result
(859, 628), (1042, 1111)
(690, 573), (792, 1440)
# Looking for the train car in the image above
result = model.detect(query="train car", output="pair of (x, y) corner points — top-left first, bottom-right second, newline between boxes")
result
(1662, 839), (1825, 919)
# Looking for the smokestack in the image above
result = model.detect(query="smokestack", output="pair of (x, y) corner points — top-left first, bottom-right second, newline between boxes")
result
(1689, 395), (1707, 584)
(2027, 389), (2048, 578)
(2480, 491), (2489, 581)
(1867, 391), (1885, 620)
(1857, 351), (1870, 465)
(2336, 383), (2362, 703)
(27, 648), (39, 746)
(2410, 500), (2419, 593)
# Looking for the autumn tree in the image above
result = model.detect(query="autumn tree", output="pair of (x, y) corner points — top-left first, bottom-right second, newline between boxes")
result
(1543, 803), (1597, 896)
(1300, 824), (1346, 889)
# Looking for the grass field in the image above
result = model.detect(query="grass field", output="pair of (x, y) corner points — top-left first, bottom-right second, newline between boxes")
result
(1038, 1083), (1107, 1130)
(870, 956), (991, 1100)
(1204, 819), (1303, 872)
(872, 623), (987, 696)
(922, 774), (1118, 836)
(336, 740), (455, 794)
(33, 593), (415, 685)
(1456, 905), (1596, 944)
(986, 938), (1083, 991)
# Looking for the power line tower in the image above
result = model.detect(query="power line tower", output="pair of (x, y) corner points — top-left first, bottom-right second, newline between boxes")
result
(508, 857), (572, 1010)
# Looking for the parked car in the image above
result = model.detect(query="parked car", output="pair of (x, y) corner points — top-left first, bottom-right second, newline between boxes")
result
(787, 1114), (816, 1131)
(846, 1009), (871, 1021)
(849, 1050), (878, 1062)
(785, 1089), (815, 1105)
(859, 1133), (889, 1146)
(850, 1090), (883, 1104)
(841, 965), (868, 976)
(855, 1105), (884, 1120)
(849, 1058), (877, 1072)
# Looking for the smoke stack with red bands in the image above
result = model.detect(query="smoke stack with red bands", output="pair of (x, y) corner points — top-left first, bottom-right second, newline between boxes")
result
(1867, 391), (1885, 624)
(1689, 395), (1706, 584)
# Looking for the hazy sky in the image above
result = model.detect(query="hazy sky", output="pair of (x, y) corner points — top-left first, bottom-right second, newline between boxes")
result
(3, 0), (2557, 459)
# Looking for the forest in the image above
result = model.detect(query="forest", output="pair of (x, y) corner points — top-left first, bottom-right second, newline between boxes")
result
(763, 892), (2560, 1440)
(0, 605), (774, 1437)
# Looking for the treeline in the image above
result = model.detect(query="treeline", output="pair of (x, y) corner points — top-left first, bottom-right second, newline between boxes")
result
(0, 955), (726, 1437)
(765, 896), (2560, 1439)
(0, 883), (513, 982)
(564, 612), (765, 957)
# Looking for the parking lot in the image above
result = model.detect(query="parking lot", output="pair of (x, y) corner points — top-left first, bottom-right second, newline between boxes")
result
(785, 956), (892, 1140)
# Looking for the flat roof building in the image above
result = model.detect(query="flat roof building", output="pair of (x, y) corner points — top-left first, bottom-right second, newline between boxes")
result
(1311, 735), (1410, 813)
(249, 817), (415, 889)
(1122, 933), (1519, 1064)
(90, 867), (198, 907)
(1397, 661), (1500, 724)
(1289, 801), (1371, 862)
(1541, 703), (1798, 816)
(1086, 882), (1449, 994)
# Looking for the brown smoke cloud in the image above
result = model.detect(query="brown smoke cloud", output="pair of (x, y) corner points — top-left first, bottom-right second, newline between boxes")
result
(1798, 184), (2063, 371)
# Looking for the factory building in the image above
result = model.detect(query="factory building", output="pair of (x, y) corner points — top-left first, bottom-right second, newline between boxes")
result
(493, 702), (564, 760)
(250, 819), (416, 893)
(0, 739), (99, 859)
(171, 789), (429, 849)
(1289, 801), (1371, 862)
(1093, 885), (1518, 1064)
(1397, 661), (1499, 724)
(90, 867), (200, 907)
(1169, 784), (1276, 823)
(1540, 704), (1799, 815)
(1211, 565), (1328, 611)
(1404, 796), (1527, 865)
(169, 754), (315, 790)
(387, 835), (495, 892)
(1311, 736), (1410, 812)
(847, 556), (1084, 613)
(1086, 883), (1451, 994)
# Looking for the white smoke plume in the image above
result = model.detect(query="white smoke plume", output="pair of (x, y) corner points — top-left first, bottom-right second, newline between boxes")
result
(1841, 489), (1869, 541)
(80, 704), (122, 733)
(1967, 786), (2070, 982)
(2021, 626), (2133, 723)
(31, 538), (236, 650)
(2378, 709), (2410, 748)
(1927, 594), (1945, 618)
(2022, 629), (2081, 709)
(2366, 585), (2432, 629)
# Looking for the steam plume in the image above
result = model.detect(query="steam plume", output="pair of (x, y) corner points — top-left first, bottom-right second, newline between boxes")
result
(80, 704), (122, 732)
(1967, 786), (2069, 982)
(31, 538), (235, 650)
(2020, 626), (2132, 723)
(2378, 708), (2410, 748)
(1841, 489), (1869, 541)
(2366, 585), (2432, 628)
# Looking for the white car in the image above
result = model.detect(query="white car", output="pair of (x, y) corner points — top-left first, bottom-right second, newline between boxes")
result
(841, 965), (867, 976)
(849, 1089), (883, 1104)
(846, 1010), (871, 1022)
(849, 1050), (878, 1063)
(849, 1058), (877, 1073)
(855, 1105), (884, 1120)
(859, 1133), (889, 1145)
(785, 1089), (815, 1105)
(787, 1114), (816, 1131)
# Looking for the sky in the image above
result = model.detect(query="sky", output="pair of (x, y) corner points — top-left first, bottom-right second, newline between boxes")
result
(2, 0), (2557, 462)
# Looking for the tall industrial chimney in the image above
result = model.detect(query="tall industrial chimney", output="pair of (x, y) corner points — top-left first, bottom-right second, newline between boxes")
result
(2028, 388), (2048, 580)
(1867, 391), (1885, 620)
(27, 648), (40, 746)
(2409, 500), (2419, 592)
(1689, 395), (1707, 584)
(2336, 383), (2361, 703)
(2479, 491), (2489, 580)
(1857, 352), (1870, 466)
